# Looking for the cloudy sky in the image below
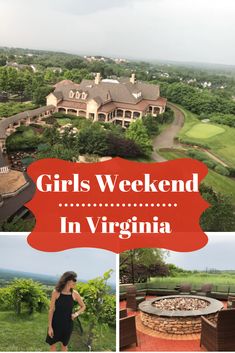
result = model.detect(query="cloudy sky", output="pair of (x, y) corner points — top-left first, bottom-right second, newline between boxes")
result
(0, 0), (234, 65)
(0, 234), (116, 283)
(166, 233), (235, 271)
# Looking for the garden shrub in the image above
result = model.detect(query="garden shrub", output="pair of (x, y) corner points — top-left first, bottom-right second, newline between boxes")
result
(202, 159), (216, 169)
(75, 271), (115, 350)
(214, 165), (230, 176)
(0, 287), (14, 311)
(179, 138), (210, 149)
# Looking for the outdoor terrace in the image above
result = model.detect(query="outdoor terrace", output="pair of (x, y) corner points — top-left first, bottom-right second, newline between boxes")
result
(120, 296), (227, 351)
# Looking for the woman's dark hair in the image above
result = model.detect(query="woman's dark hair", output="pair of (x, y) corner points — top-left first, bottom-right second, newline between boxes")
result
(55, 271), (77, 292)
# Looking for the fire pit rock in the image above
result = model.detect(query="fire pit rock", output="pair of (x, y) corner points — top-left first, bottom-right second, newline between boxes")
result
(139, 295), (223, 335)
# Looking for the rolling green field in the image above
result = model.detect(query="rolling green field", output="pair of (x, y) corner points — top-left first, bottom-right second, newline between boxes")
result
(0, 311), (115, 352)
(158, 149), (235, 204)
(176, 105), (235, 167)
(150, 273), (235, 287)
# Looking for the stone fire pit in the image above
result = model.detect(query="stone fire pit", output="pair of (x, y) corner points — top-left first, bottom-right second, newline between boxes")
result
(139, 295), (223, 335)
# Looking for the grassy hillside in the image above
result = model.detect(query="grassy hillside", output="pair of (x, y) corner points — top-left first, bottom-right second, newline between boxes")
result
(150, 273), (235, 286)
(158, 149), (235, 204)
(0, 311), (115, 351)
(176, 105), (235, 167)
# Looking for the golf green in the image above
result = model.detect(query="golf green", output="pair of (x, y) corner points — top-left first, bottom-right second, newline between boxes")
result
(186, 123), (225, 139)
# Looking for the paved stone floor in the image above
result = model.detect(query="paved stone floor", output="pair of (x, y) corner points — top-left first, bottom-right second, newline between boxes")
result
(120, 297), (226, 351)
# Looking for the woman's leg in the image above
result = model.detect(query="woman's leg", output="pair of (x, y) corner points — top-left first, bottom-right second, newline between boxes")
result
(61, 344), (68, 352)
(49, 343), (56, 352)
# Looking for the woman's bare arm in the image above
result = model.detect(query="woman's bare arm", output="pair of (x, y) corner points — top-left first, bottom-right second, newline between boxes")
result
(72, 291), (86, 319)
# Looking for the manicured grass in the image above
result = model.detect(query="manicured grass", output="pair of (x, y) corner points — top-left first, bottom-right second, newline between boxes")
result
(0, 311), (49, 351)
(185, 123), (225, 139)
(203, 170), (235, 203)
(56, 118), (72, 126)
(158, 150), (186, 160)
(159, 149), (235, 204)
(176, 105), (235, 167)
(0, 311), (115, 351)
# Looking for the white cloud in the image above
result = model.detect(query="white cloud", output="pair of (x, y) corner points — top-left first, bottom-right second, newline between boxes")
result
(0, 0), (234, 64)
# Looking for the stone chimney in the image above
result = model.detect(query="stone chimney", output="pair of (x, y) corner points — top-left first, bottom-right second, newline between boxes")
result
(95, 72), (101, 85)
(130, 73), (136, 84)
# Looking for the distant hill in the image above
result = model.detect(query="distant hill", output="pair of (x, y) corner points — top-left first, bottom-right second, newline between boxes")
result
(0, 268), (59, 285)
(0, 268), (116, 292)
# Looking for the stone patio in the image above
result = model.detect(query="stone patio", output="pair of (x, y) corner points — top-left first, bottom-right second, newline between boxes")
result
(120, 296), (226, 351)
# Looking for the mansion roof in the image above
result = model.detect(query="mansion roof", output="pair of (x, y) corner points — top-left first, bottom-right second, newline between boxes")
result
(51, 74), (165, 112)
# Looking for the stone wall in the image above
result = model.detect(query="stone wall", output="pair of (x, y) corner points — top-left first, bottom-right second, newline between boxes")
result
(140, 312), (218, 335)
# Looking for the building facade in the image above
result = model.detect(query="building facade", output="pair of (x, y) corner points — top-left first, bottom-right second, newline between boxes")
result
(47, 73), (167, 128)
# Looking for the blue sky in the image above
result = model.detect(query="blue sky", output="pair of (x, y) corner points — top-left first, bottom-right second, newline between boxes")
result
(0, 234), (116, 283)
(0, 0), (234, 65)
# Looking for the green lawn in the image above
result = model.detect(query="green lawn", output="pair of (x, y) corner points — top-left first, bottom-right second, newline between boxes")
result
(56, 118), (72, 126)
(159, 149), (235, 204)
(0, 311), (115, 352)
(176, 105), (235, 167)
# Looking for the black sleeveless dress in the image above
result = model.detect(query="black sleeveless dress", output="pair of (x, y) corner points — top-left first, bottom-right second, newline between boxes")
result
(46, 293), (74, 346)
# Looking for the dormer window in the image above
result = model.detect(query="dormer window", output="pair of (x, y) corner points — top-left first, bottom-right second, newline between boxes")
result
(132, 92), (142, 99)
(81, 92), (88, 100)
(75, 91), (80, 99)
(69, 90), (75, 99)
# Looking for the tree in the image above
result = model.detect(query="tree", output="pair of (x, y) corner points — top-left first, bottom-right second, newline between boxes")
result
(200, 184), (235, 231)
(120, 249), (168, 283)
(76, 270), (115, 351)
(8, 278), (49, 315)
(125, 119), (152, 156)
(36, 144), (78, 161)
(142, 114), (159, 136)
(42, 126), (61, 145)
(106, 133), (142, 158)
(32, 85), (53, 105)
(77, 125), (108, 155)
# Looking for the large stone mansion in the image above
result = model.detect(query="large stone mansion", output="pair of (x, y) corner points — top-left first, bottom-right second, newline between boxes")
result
(47, 73), (167, 128)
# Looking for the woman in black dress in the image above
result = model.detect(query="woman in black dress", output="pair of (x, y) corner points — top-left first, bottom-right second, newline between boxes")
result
(46, 271), (86, 351)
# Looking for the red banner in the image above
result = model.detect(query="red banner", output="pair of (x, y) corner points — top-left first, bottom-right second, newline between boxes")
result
(26, 157), (209, 253)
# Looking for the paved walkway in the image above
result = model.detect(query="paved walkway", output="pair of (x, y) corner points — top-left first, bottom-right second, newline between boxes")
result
(151, 103), (185, 162)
